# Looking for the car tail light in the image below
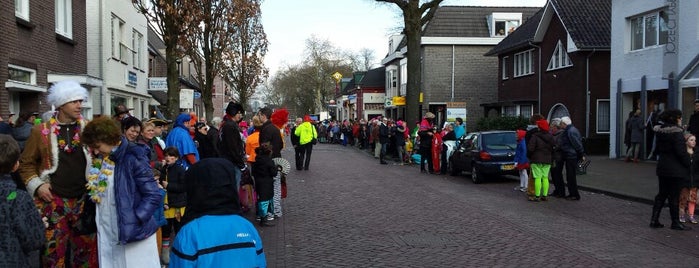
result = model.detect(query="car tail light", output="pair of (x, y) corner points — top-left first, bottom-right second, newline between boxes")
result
(479, 151), (492, 161)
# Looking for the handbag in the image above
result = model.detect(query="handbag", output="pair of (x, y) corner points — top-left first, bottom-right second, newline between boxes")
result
(72, 195), (97, 235)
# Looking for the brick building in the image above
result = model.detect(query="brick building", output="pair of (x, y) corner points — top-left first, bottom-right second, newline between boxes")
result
(2, 0), (101, 119)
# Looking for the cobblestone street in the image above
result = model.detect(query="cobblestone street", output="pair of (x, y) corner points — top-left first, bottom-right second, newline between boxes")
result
(252, 143), (699, 267)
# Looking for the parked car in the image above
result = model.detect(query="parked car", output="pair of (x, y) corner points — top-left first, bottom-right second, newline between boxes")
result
(448, 131), (517, 183)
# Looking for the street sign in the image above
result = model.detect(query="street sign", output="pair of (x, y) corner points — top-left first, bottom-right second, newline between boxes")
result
(331, 72), (343, 82)
(180, 88), (194, 109)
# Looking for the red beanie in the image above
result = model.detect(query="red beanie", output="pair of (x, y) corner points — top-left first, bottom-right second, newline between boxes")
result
(536, 119), (550, 132)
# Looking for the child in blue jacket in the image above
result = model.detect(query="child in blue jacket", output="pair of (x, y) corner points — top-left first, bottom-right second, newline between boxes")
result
(514, 130), (530, 192)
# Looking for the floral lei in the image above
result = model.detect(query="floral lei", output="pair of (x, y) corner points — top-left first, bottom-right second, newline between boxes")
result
(41, 112), (84, 154)
(86, 155), (114, 204)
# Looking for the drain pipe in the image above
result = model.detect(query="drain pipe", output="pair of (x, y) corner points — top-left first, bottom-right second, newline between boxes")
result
(585, 49), (597, 138)
(529, 42), (542, 114)
(451, 45), (455, 102)
(98, 0), (105, 115)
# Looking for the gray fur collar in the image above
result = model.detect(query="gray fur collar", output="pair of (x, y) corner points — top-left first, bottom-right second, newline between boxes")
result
(653, 125), (684, 133)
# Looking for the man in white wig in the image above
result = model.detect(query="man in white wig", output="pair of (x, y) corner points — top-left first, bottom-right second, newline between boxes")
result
(19, 80), (98, 267)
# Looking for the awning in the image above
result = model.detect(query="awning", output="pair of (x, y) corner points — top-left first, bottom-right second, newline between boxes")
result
(148, 90), (168, 105)
(47, 73), (103, 87)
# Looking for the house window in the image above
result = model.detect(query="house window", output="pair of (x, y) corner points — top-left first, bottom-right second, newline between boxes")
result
(55, 0), (72, 38)
(133, 30), (143, 69)
(502, 57), (509, 80)
(519, 105), (533, 118)
(488, 13), (522, 37)
(111, 14), (125, 59)
(8, 64), (37, 85)
(630, 11), (668, 51)
(15, 0), (29, 21)
(547, 40), (573, 71)
(597, 99), (610, 133)
(503, 106), (517, 116)
(514, 50), (534, 77)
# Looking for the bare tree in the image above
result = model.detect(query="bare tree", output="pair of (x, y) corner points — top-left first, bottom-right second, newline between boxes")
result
(133, 0), (189, 119)
(223, 0), (268, 112)
(182, 0), (238, 119)
(376, 0), (444, 123)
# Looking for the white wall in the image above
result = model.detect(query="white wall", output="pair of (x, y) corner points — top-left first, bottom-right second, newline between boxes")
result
(86, 0), (149, 117)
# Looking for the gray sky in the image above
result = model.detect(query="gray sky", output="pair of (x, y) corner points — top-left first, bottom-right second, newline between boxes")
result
(261, 0), (547, 75)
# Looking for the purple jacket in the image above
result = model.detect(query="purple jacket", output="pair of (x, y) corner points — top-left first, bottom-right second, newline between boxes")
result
(112, 137), (161, 244)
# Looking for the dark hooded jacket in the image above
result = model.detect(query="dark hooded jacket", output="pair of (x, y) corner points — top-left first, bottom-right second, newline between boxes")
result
(259, 121), (283, 158)
(252, 154), (278, 201)
(218, 117), (245, 168)
(654, 124), (690, 178)
(181, 158), (242, 225)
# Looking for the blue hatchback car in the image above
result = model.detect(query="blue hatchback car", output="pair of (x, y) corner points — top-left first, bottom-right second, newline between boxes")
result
(448, 131), (517, 183)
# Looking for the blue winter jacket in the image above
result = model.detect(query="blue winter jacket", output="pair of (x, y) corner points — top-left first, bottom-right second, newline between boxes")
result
(112, 137), (161, 244)
(514, 139), (529, 166)
(170, 214), (266, 268)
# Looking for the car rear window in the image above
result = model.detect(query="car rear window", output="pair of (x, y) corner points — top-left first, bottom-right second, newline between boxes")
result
(482, 132), (516, 150)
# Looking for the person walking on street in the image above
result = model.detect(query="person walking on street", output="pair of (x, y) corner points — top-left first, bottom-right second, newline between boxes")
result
(650, 109), (691, 230)
(627, 109), (645, 163)
(291, 118), (304, 170)
(295, 115), (318, 170)
(559, 116), (585, 201)
(679, 133), (699, 224)
(81, 117), (162, 267)
(19, 80), (98, 267)
(527, 119), (555, 202)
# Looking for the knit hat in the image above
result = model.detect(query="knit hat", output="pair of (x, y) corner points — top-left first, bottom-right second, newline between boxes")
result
(47, 80), (88, 108)
(225, 101), (243, 116)
(536, 119), (550, 132)
(424, 112), (435, 119)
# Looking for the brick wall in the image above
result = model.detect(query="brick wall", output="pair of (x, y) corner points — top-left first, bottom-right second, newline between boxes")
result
(1, 0), (87, 115)
(422, 45), (499, 130)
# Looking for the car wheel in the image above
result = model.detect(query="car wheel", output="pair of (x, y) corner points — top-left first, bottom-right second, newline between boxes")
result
(471, 165), (483, 184)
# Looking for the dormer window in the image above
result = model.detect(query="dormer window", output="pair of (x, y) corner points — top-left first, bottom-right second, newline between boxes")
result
(487, 13), (522, 37)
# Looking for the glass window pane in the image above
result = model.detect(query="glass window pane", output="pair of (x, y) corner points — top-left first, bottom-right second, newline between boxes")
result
(506, 20), (520, 35)
(495, 21), (506, 36)
(631, 17), (644, 50)
(659, 11), (669, 45)
(597, 101), (610, 132)
(8, 68), (31, 83)
(645, 14), (658, 47)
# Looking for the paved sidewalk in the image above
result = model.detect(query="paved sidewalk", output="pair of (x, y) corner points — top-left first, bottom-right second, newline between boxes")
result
(577, 155), (657, 204)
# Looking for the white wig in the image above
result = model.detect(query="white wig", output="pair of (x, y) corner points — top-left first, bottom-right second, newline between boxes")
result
(47, 80), (88, 108)
(561, 116), (572, 125)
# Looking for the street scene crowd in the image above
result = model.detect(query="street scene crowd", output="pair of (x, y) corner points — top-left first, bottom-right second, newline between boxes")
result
(1, 80), (698, 268)
(0, 80), (323, 267)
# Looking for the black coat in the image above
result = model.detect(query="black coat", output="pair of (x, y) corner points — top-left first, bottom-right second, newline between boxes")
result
(252, 154), (278, 201)
(259, 121), (283, 158)
(161, 163), (187, 208)
(654, 124), (690, 178)
(219, 118), (246, 168)
(684, 153), (699, 188)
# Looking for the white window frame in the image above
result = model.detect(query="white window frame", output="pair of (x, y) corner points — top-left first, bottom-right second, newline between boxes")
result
(111, 14), (125, 59)
(629, 11), (668, 51)
(514, 49), (534, 77)
(519, 104), (533, 118)
(15, 0), (29, 21)
(55, 0), (72, 38)
(133, 30), (143, 69)
(488, 13), (522, 37)
(8, 64), (37, 85)
(547, 40), (573, 71)
(502, 56), (509, 80)
(596, 99), (610, 133)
